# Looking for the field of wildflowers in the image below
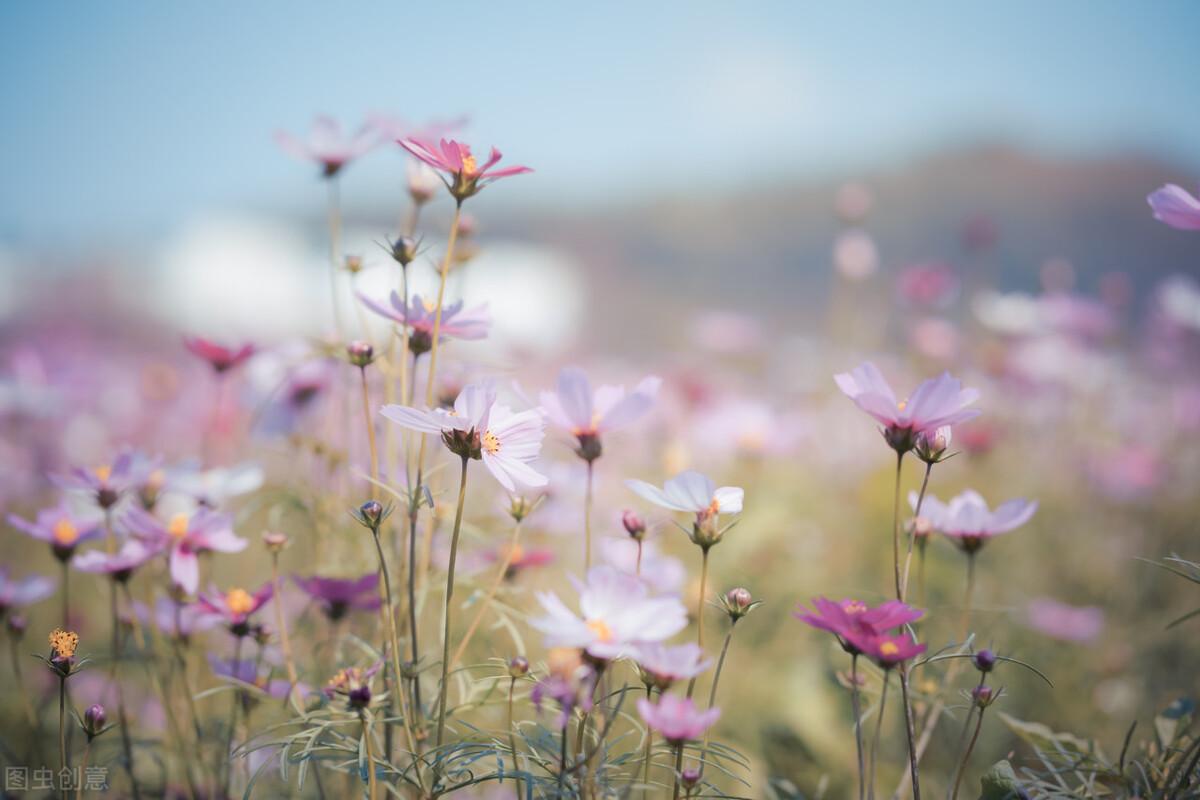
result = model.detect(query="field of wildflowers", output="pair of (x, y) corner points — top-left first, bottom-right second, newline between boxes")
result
(2, 106), (1200, 800)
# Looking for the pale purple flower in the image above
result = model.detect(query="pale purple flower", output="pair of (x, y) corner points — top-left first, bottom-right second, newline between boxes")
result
(8, 501), (103, 560)
(834, 362), (980, 450)
(636, 693), (720, 745)
(198, 583), (274, 631)
(357, 291), (490, 351)
(124, 507), (247, 594)
(381, 381), (547, 492)
(1025, 598), (1105, 643)
(166, 462), (264, 508)
(53, 450), (148, 510)
(135, 597), (220, 642)
(73, 539), (157, 582)
(531, 565), (688, 660)
(539, 367), (660, 459)
(914, 490), (1037, 553)
(292, 573), (380, 621)
(1148, 184), (1200, 231)
(634, 642), (712, 689)
(0, 568), (56, 613)
(208, 655), (299, 700)
(275, 115), (381, 176)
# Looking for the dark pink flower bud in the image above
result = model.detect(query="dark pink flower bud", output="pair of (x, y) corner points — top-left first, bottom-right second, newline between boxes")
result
(622, 510), (646, 540)
(508, 656), (529, 678)
(973, 649), (996, 673)
(681, 767), (701, 790)
(347, 340), (375, 368)
(84, 704), (106, 738)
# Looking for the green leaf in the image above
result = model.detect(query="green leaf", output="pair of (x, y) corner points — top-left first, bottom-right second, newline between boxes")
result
(977, 760), (1025, 800)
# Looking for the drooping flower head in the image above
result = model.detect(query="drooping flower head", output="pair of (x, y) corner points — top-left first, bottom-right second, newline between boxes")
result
(73, 540), (157, 583)
(634, 642), (712, 690)
(197, 583), (273, 636)
(358, 291), (490, 355)
(398, 137), (532, 202)
(124, 507), (248, 595)
(183, 337), (256, 374)
(0, 568), (56, 615)
(539, 367), (661, 462)
(834, 362), (980, 453)
(276, 115), (382, 177)
(625, 470), (743, 550)
(795, 597), (924, 656)
(381, 381), (547, 492)
(8, 501), (103, 561)
(636, 693), (721, 745)
(1148, 184), (1200, 231)
(530, 565), (688, 661)
(915, 490), (1037, 554)
(292, 573), (381, 621)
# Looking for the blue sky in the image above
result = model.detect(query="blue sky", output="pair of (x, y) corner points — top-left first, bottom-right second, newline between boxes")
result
(3, 1), (1200, 242)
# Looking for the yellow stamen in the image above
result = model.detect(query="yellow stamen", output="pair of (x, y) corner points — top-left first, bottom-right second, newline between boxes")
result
(897, 400), (907, 411)
(586, 618), (614, 643)
(880, 641), (900, 657)
(225, 588), (255, 616)
(52, 519), (78, 546)
(49, 628), (79, 659)
(845, 601), (867, 615)
(94, 465), (112, 483)
(460, 153), (478, 176)
(167, 513), (190, 539)
(482, 430), (501, 455)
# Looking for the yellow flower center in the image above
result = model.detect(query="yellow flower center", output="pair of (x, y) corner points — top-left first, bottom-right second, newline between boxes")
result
(167, 513), (190, 539)
(422, 298), (437, 313)
(482, 430), (501, 454)
(586, 618), (614, 642)
(845, 601), (867, 615)
(460, 153), (478, 176)
(52, 519), (78, 546)
(897, 400), (907, 411)
(880, 641), (899, 657)
(49, 628), (79, 659)
(225, 588), (255, 616)
(94, 465), (112, 482)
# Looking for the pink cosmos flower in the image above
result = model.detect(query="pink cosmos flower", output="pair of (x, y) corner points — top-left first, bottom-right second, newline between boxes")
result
(0, 568), (56, 614)
(1025, 598), (1105, 643)
(398, 138), (532, 201)
(381, 381), (547, 492)
(123, 506), (248, 594)
(73, 539), (157, 582)
(530, 565), (688, 660)
(198, 583), (274, 632)
(53, 450), (148, 510)
(857, 631), (927, 669)
(795, 597), (924, 656)
(357, 291), (490, 354)
(539, 367), (661, 461)
(636, 693), (720, 745)
(634, 642), (712, 689)
(8, 501), (104, 561)
(275, 115), (382, 177)
(292, 573), (381, 621)
(914, 490), (1037, 554)
(183, 337), (256, 373)
(625, 471), (743, 521)
(1148, 184), (1200, 231)
(834, 362), (980, 452)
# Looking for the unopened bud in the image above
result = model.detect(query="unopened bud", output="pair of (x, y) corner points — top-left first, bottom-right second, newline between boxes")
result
(973, 649), (996, 673)
(915, 426), (952, 464)
(509, 496), (536, 523)
(344, 254), (364, 274)
(508, 656), (529, 678)
(84, 704), (107, 738)
(681, 766), (701, 790)
(262, 531), (289, 553)
(720, 587), (760, 621)
(390, 236), (418, 266)
(347, 341), (375, 368)
(972, 684), (997, 708)
(622, 510), (646, 540)
(348, 685), (372, 710)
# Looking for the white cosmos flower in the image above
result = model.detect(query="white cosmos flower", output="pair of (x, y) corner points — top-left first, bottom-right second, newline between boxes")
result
(625, 470), (743, 518)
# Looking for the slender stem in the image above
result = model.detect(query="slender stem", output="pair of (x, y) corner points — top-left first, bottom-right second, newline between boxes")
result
(851, 655), (866, 800)
(961, 553), (976, 640)
(507, 677), (523, 798)
(892, 450), (904, 600)
(61, 559), (69, 628)
(636, 540), (643, 577)
(223, 635), (244, 797)
(434, 456), (470, 751)
(685, 548), (710, 700)
(641, 686), (655, 797)
(558, 725), (569, 796)
(76, 741), (91, 800)
(361, 716), (378, 800)
(900, 462), (932, 601)
(407, 494), (424, 718)
(869, 673), (890, 800)
(451, 519), (522, 669)
(672, 741), (685, 800)
(326, 174), (344, 336)
(899, 665), (922, 800)
(696, 621), (737, 780)
(949, 708), (986, 800)
(946, 682), (982, 797)
(58, 676), (67, 773)
(584, 459), (595, 572)
(110, 581), (140, 800)
(889, 450), (922, 800)
(371, 528), (420, 763)
(360, 368), (379, 498)
(917, 540), (928, 611)
(422, 202), (463, 410)
(269, 553), (303, 713)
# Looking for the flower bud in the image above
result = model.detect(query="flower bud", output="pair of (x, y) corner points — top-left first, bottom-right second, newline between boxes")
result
(973, 648), (997, 673)
(681, 766), (701, 790)
(508, 656), (529, 678)
(390, 236), (418, 266)
(972, 684), (997, 708)
(720, 587), (760, 621)
(407, 162), (439, 205)
(509, 496), (536, 523)
(84, 704), (107, 738)
(262, 530), (289, 553)
(621, 510), (646, 540)
(348, 684), (372, 710)
(359, 500), (383, 528)
(347, 341), (375, 368)
(915, 426), (952, 464)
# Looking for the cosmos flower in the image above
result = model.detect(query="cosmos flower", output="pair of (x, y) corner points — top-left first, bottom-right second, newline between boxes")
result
(8, 501), (104, 561)
(166, 461), (265, 508)
(135, 597), (220, 642)
(1025, 598), (1105, 643)
(599, 537), (686, 594)
(275, 115), (382, 177)
(292, 573), (381, 621)
(530, 648), (599, 729)
(198, 583), (273, 633)
(634, 642), (712, 690)
(914, 490), (1037, 554)
(124, 507), (248, 594)
(539, 367), (661, 461)
(834, 362), (980, 452)
(357, 291), (490, 354)
(0, 568), (56, 614)
(208, 655), (299, 701)
(381, 381), (547, 492)
(1147, 184), (1200, 231)
(636, 693), (720, 745)
(530, 565), (688, 660)
(485, 542), (555, 579)
(73, 539), (157, 582)
(857, 630), (927, 670)
(183, 337), (256, 374)
(795, 597), (924, 656)
(625, 470), (743, 549)
(53, 450), (147, 510)
(324, 663), (381, 710)
(398, 138), (532, 201)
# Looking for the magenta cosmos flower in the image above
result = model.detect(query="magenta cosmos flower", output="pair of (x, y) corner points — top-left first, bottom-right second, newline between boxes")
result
(124, 506), (248, 594)
(275, 115), (382, 177)
(858, 631), (927, 670)
(795, 597), (923, 656)
(183, 337), (256, 373)
(73, 539), (157, 583)
(0, 568), (56, 614)
(637, 693), (721, 745)
(293, 573), (380, 621)
(8, 501), (103, 561)
(634, 642), (712, 690)
(398, 137), (532, 201)
(531, 566), (688, 661)
(198, 583), (273, 635)
(914, 489), (1037, 554)
(539, 367), (661, 461)
(357, 291), (490, 355)
(835, 362), (980, 452)
(381, 381), (547, 492)
(1148, 184), (1200, 231)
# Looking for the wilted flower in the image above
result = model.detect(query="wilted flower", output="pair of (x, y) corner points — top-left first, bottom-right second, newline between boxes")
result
(625, 470), (743, 550)
(398, 138), (532, 202)
(834, 362), (980, 453)
(636, 693), (720, 745)
(124, 507), (247, 594)
(358, 291), (489, 355)
(1147, 183), (1200, 231)
(292, 573), (380, 621)
(183, 337), (256, 373)
(73, 539), (157, 583)
(382, 381), (547, 492)
(276, 115), (381, 177)
(916, 490), (1037, 554)
(0, 568), (56, 615)
(634, 642), (712, 690)
(8, 501), (103, 561)
(197, 583), (273, 636)
(539, 367), (660, 462)
(531, 565), (688, 660)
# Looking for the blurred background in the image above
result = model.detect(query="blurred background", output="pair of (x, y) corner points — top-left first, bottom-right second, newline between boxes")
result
(3, 2), (1200, 797)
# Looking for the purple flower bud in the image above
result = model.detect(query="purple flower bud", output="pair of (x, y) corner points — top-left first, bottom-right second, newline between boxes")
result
(622, 509), (646, 540)
(390, 236), (418, 266)
(973, 648), (996, 673)
(84, 704), (106, 737)
(508, 656), (529, 678)
(972, 684), (996, 708)
(347, 341), (375, 368)
(348, 685), (372, 710)
(681, 766), (701, 789)
(359, 500), (383, 527)
(262, 531), (289, 552)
